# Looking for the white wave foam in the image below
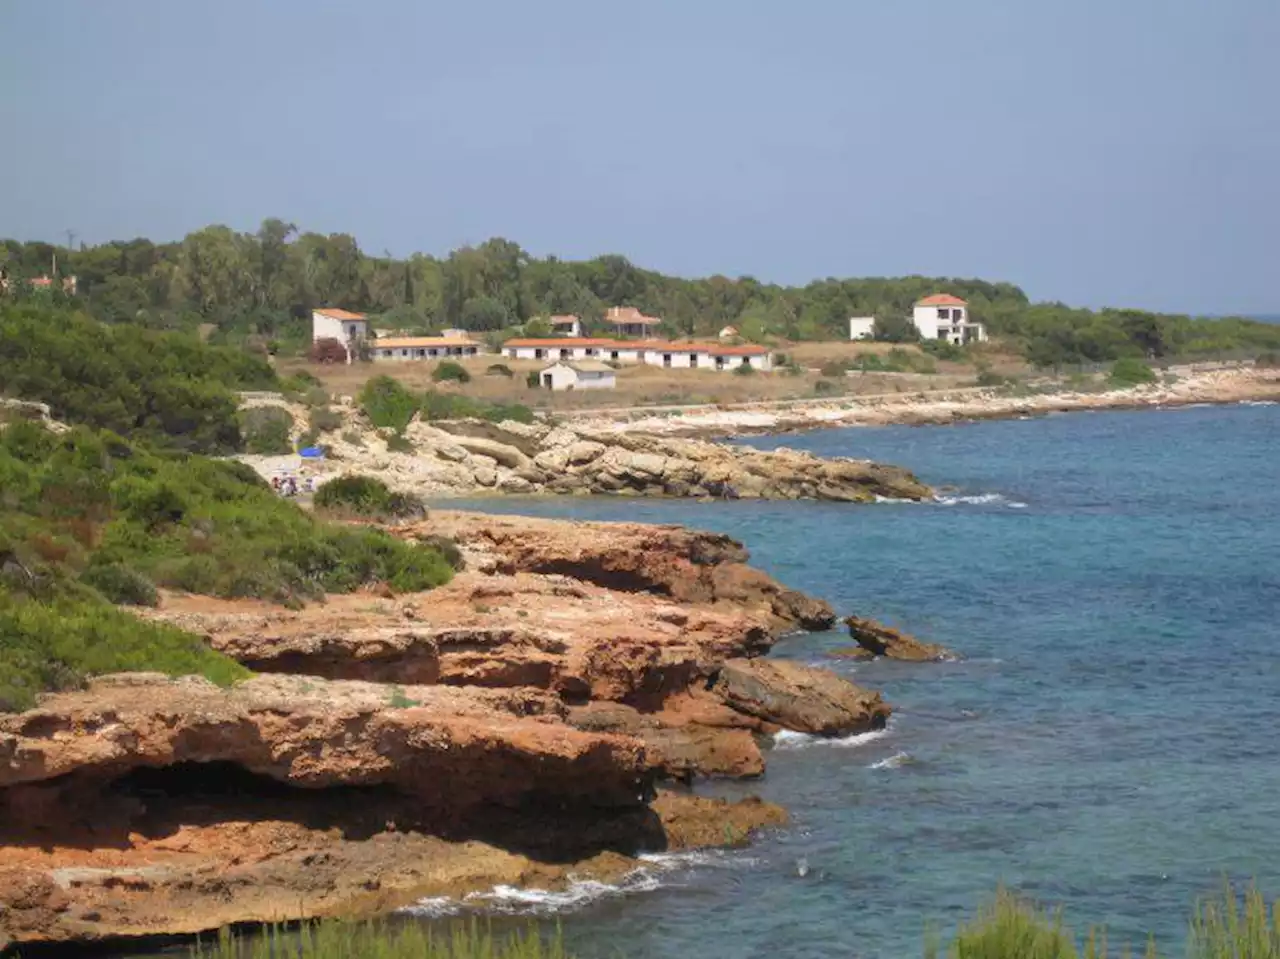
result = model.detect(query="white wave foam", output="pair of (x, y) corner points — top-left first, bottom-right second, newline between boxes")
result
(868, 750), (911, 770)
(934, 492), (1029, 509)
(772, 727), (890, 751)
(1239, 400), (1277, 407)
(401, 849), (756, 918)
(874, 495), (920, 504)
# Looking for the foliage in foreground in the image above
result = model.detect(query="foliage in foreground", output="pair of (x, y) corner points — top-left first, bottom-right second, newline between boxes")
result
(0, 422), (455, 710)
(1109, 357), (1158, 387)
(926, 885), (1279, 959)
(196, 919), (571, 959)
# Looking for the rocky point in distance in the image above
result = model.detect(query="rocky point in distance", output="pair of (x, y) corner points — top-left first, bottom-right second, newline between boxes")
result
(0, 508), (951, 950)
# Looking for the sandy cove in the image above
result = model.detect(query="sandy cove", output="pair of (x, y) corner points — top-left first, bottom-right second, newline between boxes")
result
(0, 510), (910, 951)
(562, 366), (1280, 437)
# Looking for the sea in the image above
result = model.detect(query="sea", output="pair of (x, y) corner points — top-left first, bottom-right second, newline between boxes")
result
(405, 402), (1280, 959)
(144, 402), (1279, 959)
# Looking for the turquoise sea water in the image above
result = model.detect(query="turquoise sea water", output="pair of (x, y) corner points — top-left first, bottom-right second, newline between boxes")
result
(422, 403), (1280, 958)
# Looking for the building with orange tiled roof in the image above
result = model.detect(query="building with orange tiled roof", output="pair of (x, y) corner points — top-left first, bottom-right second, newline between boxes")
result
(912, 294), (987, 346)
(604, 306), (663, 337)
(311, 307), (369, 364)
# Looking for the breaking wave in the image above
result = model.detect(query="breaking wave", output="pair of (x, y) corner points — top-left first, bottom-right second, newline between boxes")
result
(934, 492), (1029, 509)
(868, 750), (912, 770)
(772, 727), (890, 751)
(401, 850), (754, 918)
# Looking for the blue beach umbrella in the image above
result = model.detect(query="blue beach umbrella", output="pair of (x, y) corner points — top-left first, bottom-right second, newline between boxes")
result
(298, 446), (325, 459)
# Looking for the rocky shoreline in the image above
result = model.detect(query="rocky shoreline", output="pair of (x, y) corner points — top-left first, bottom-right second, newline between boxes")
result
(239, 409), (932, 502)
(0, 511), (918, 951)
(564, 366), (1280, 438)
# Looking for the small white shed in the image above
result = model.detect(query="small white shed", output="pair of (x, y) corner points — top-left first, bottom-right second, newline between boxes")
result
(539, 360), (617, 391)
(849, 316), (876, 340)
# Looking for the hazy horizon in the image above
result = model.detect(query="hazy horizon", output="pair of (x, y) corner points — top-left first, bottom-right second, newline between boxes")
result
(2, 0), (1276, 315)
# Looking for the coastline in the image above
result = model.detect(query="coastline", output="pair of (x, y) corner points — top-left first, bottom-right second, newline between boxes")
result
(557, 366), (1280, 438)
(0, 510), (893, 950)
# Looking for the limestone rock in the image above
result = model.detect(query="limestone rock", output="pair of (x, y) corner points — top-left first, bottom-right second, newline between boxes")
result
(843, 615), (954, 661)
(710, 658), (890, 736)
(450, 436), (529, 470)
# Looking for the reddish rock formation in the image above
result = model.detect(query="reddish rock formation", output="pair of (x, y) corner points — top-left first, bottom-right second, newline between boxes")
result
(418, 511), (836, 632)
(842, 614), (955, 662)
(710, 658), (891, 736)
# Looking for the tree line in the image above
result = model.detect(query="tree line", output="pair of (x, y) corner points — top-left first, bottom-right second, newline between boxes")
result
(3, 221), (1277, 366)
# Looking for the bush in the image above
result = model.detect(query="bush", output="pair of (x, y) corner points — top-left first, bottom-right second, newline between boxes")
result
(921, 339), (966, 361)
(386, 432), (415, 453)
(194, 918), (573, 959)
(977, 370), (1008, 387)
(310, 337), (349, 364)
(486, 363), (515, 378)
(308, 406), (344, 434)
(1109, 357), (1157, 387)
(433, 360), (471, 384)
(340, 430), (365, 447)
(526, 371), (542, 389)
(281, 371), (323, 392)
(313, 475), (424, 519)
(359, 376), (419, 432)
(813, 379), (838, 395)
(303, 386), (331, 408)
(238, 406), (294, 455)
(1256, 351), (1279, 369)
(414, 533), (465, 571)
(733, 363), (756, 376)
(820, 360), (850, 378)
(79, 561), (159, 607)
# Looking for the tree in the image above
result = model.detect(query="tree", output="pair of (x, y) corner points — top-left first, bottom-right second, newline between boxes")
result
(310, 337), (349, 364)
(873, 314), (919, 343)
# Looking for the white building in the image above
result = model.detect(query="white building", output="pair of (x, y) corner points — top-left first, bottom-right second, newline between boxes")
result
(604, 306), (662, 338)
(504, 338), (772, 371)
(373, 336), (482, 361)
(849, 316), (876, 340)
(549, 315), (583, 337)
(538, 360), (617, 391)
(912, 295), (987, 346)
(312, 308), (369, 363)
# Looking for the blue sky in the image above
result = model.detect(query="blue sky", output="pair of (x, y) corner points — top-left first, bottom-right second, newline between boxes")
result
(1, 0), (1276, 314)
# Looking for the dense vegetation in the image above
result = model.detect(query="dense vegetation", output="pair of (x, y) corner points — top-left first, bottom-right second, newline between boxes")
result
(5, 222), (1278, 369)
(0, 422), (455, 711)
(198, 920), (571, 959)
(313, 475), (425, 520)
(0, 303), (277, 453)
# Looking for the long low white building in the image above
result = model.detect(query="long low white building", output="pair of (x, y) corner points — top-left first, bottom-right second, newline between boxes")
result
(503, 338), (772, 371)
(373, 336), (482, 361)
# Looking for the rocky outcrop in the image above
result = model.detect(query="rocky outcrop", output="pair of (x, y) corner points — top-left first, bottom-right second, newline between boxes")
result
(841, 615), (955, 661)
(0, 674), (649, 811)
(238, 414), (932, 503)
(419, 510), (835, 633)
(710, 659), (891, 736)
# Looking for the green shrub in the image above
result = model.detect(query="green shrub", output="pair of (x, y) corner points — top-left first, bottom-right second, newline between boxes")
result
(238, 407), (294, 455)
(281, 371), (323, 393)
(820, 360), (850, 378)
(308, 406), (344, 434)
(195, 918), (573, 959)
(813, 379), (838, 395)
(80, 562), (159, 607)
(977, 370), (1008, 387)
(1255, 351), (1279, 369)
(340, 430), (365, 447)
(486, 363), (515, 378)
(386, 432), (415, 453)
(733, 363), (756, 376)
(433, 360), (472, 384)
(314, 475), (425, 519)
(527, 371), (542, 389)
(304, 386), (331, 408)
(922, 339), (966, 361)
(1109, 357), (1157, 387)
(0, 593), (249, 713)
(359, 375), (419, 432)
(414, 533), (465, 571)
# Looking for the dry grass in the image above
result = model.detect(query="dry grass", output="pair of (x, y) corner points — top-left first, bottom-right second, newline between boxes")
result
(277, 342), (1015, 414)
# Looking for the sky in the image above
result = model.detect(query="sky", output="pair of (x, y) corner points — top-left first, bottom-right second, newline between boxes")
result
(1, 0), (1277, 314)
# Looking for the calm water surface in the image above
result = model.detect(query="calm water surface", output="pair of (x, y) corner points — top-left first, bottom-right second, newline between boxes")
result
(430, 404), (1280, 958)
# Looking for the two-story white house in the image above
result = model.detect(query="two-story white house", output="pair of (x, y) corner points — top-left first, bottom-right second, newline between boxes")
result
(311, 308), (369, 363)
(911, 295), (987, 346)
(604, 306), (662, 338)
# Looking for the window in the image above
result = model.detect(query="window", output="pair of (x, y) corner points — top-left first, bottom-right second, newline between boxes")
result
(610, 351), (619, 360)
(689, 354), (698, 367)
(663, 353), (672, 367)
(401, 349), (409, 357)
(428, 349), (438, 357)
(741, 357), (750, 367)
(534, 348), (545, 359)
(382, 350), (392, 358)
(716, 355), (726, 369)
(560, 349), (571, 360)
(936, 308), (950, 321)
(585, 348), (597, 357)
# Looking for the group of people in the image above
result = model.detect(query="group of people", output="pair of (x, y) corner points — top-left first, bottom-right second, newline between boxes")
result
(271, 474), (314, 497)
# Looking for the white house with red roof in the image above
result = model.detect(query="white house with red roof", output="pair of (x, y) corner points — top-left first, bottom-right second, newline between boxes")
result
(311, 307), (369, 363)
(604, 306), (662, 337)
(912, 294), (987, 346)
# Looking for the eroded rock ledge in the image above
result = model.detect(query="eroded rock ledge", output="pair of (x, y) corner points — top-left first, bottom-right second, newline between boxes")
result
(0, 510), (912, 949)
